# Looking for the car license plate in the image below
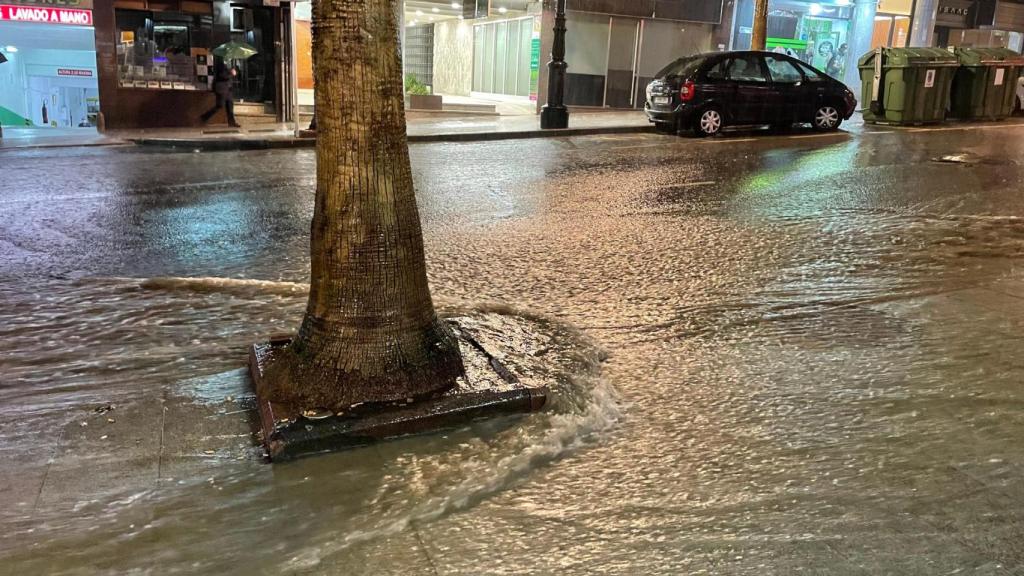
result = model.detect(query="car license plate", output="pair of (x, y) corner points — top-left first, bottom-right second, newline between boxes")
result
(653, 96), (670, 105)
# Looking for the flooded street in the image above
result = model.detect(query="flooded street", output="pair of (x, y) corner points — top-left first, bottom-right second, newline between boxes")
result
(2, 124), (1024, 574)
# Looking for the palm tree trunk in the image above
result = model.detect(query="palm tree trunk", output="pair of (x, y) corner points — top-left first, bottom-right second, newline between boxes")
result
(264, 0), (464, 411)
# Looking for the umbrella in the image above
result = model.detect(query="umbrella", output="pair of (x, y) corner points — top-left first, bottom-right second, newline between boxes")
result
(212, 41), (258, 60)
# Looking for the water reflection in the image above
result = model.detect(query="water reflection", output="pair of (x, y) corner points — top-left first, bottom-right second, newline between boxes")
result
(2, 129), (1024, 573)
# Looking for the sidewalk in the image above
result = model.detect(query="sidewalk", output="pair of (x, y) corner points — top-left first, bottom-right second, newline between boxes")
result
(0, 110), (653, 152)
(0, 127), (127, 151)
(131, 110), (653, 150)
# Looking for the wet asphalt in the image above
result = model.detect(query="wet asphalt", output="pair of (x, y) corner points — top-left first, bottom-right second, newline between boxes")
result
(3, 121), (1024, 574)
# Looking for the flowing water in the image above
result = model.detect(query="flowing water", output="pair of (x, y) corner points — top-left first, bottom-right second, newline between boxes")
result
(2, 127), (1024, 574)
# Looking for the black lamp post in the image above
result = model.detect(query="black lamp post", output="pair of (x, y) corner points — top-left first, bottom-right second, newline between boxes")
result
(540, 0), (569, 130)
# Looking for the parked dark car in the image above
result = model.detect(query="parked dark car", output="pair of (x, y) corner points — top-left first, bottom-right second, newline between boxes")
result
(645, 51), (857, 137)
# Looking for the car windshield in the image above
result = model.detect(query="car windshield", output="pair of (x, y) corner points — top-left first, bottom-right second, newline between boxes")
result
(656, 56), (706, 79)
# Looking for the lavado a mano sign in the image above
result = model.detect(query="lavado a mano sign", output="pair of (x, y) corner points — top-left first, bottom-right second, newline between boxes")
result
(0, 4), (92, 24)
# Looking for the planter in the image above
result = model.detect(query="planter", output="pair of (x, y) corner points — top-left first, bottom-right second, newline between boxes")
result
(407, 94), (443, 111)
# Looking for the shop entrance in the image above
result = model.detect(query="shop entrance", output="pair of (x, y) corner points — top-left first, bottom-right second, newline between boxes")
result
(0, 20), (99, 133)
(229, 4), (275, 103)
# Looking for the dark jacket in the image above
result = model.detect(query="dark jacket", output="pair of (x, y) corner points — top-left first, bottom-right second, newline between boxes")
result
(212, 62), (233, 97)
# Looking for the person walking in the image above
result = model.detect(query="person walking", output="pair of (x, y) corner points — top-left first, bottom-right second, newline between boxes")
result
(201, 60), (240, 127)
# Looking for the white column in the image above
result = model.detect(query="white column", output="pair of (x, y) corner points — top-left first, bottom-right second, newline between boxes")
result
(908, 0), (938, 47)
(843, 0), (878, 93)
(290, 1), (300, 135)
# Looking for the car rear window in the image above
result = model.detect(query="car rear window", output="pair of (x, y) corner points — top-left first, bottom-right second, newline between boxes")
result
(656, 56), (706, 79)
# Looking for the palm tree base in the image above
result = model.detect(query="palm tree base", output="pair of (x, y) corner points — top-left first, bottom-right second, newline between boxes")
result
(249, 328), (548, 462)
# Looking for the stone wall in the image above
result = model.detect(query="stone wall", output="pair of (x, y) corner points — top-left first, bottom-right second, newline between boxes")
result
(432, 19), (474, 96)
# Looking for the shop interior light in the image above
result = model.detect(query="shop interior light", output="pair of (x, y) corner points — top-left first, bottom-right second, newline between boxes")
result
(5, 45), (17, 53)
(834, 0), (852, 5)
(498, 6), (508, 13)
(415, 9), (423, 16)
(432, 7), (439, 12)
(451, 2), (461, 8)
(808, 3), (823, 14)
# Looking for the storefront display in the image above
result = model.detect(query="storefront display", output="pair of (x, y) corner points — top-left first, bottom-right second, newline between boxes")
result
(0, 0), (99, 128)
(739, 0), (853, 75)
(115, 9), (211, 91)
(767, 14), (850, 74)
(91, 0), (285, 129)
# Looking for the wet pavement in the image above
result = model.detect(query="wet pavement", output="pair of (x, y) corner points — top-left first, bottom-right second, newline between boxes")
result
(2, 122), (1024, 574)
(0, 110), (650, 150)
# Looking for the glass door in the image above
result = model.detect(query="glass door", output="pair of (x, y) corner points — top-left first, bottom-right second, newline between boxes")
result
(604, 17), (640, 108)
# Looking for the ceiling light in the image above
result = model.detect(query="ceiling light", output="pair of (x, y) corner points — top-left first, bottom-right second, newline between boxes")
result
(5, 45), (17, 52)
(498, 6), (507, 13)
(415, 9), (423, 16)
(808, 3), (823, 15)
(451, 1), (461, 8)
(432, 7), (439, 12)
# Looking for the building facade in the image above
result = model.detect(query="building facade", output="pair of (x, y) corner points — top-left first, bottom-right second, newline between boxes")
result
(365, 0), (731, 111)
(927, 0), (1024, 51)
(0, 0), (286, 130)
(5, 0), (1024, 133)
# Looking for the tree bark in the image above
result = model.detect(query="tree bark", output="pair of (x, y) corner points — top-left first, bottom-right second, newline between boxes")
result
(751, 0), (769, 51)
(263, 0), (465, 411)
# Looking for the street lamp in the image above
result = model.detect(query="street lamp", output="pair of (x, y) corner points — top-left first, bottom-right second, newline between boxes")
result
(540, 0), (569, 130)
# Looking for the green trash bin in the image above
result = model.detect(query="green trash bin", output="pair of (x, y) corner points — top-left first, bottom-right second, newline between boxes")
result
(858, 48), (959, 125)
(949, 47), (1024, 121)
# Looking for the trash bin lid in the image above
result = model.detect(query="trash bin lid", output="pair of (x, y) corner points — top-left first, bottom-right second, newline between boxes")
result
(954, 46), (1024, 66)
(858, 47), (959, 68)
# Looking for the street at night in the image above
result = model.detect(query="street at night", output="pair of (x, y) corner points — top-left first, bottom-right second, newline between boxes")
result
(4, 121), (1024, 573)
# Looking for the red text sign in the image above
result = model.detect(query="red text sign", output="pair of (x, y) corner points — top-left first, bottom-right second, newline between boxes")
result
(0, 4), (92, 25)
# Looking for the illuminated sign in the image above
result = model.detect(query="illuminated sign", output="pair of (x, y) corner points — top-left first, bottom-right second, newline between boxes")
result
(0, 4), (93, 24)
(57, 68), (92, 76)
(7, 0), (87, 6)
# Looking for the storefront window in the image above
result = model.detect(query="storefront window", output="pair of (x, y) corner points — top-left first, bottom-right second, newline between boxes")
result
(872, 15), (910, 48)
(734, 0), (852, 76)
(115, 9), (212, 90)
(472, 16), (537, 98)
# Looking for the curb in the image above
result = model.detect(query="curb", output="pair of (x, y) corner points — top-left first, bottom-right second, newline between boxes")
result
(129, 124), (655, 151)
(0, 140), (132, 152)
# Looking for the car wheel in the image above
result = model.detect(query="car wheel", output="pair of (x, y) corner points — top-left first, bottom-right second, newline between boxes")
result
(813, 104), (842, 131)
(694, 108), (724, 137)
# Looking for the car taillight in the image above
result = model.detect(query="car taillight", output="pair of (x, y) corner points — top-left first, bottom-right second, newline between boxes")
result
(680, 80), (696, 102)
